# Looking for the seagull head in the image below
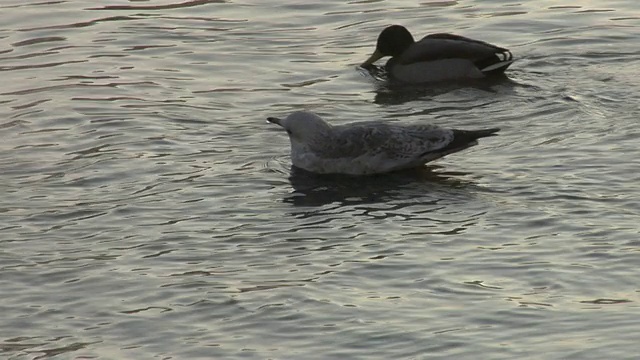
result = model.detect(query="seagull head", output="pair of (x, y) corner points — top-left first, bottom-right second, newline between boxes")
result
(267, 111), (332, 148)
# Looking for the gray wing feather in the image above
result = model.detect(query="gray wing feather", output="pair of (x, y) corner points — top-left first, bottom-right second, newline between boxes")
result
(399, 34), (507, 64)
(378, 124), (452, 158)
(320, 123), (453, 163)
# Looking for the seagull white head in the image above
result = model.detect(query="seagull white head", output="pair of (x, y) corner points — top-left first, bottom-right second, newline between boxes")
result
(267, 111), (332, 149)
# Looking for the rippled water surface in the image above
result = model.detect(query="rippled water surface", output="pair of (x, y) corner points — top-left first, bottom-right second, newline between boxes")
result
(2, 0), (640, 359)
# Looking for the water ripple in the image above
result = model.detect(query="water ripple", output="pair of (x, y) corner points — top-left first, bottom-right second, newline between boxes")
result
(1, 0), (639, 359)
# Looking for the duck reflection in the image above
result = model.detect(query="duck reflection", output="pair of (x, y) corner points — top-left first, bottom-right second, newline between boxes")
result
(360, 64), (517, 106)
(284, 165), (475, 208)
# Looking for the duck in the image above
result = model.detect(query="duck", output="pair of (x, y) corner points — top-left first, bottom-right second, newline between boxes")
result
(267, 111), (500, 175)
(360, 25), (514, 83)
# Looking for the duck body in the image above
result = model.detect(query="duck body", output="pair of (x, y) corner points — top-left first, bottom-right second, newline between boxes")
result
(361, 25), (514, 83)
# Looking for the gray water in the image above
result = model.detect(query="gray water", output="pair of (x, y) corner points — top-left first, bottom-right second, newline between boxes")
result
(1, 0), (640, 359)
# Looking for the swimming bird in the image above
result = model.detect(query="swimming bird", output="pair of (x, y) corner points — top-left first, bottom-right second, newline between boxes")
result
(361, 25), (514, 83)
(267, 111), (500, 175)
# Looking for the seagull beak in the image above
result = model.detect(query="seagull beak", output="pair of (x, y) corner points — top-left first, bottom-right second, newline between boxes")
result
(267, 117), (282, 126)
(361, 49), (384, 68)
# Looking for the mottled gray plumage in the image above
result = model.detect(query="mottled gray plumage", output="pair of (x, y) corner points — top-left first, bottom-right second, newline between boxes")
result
(268, 111), (500, 175)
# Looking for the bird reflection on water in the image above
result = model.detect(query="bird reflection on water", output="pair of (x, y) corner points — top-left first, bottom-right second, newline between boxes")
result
(359, 63), (518, 106)
(283, 164), (478, 209)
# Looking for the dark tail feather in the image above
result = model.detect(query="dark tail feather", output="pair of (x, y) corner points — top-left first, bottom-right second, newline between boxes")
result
(481, 60), (514, 75)
(457, 128), (501, 140)
(442, 128), (500, 152)
(476, 51), (514, 75)
(418, 128), (499, 163)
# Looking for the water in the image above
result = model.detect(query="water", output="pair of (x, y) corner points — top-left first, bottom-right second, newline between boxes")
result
(1, 0), (639, 358)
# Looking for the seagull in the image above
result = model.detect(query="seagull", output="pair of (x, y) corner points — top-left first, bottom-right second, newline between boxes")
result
(361, 25), (514, 83)
(267, 111), (500, 175)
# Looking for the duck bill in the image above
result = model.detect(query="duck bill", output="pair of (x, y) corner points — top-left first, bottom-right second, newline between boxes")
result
(266, 117), (282, 126)
(361, 49), (384, 68)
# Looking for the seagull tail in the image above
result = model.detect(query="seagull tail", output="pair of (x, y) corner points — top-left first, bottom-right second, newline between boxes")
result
(441, 128), (500, 153)
(458, 128), (501, 140)
(418, 128), (500, 164)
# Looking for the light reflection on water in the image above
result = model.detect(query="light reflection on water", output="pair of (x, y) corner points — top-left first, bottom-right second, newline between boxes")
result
(1, 0), (639, 358)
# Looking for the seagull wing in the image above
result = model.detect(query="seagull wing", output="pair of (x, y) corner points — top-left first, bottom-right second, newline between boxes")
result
(324, 123), (452, 165)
